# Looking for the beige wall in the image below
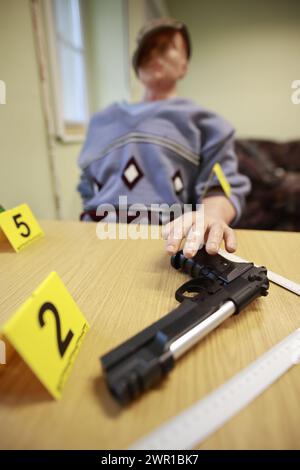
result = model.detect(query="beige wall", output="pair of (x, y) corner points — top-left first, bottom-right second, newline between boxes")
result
(167, 0), (300, 140)
(0, 0), (56, 218)
(52, 144), (82, 220)
(0, 0), (83, 220)
(84, 0), (130, 112)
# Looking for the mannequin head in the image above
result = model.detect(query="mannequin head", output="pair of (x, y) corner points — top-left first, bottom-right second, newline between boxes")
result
(133, 20), (191, 101)
(138, 30), (188, 92)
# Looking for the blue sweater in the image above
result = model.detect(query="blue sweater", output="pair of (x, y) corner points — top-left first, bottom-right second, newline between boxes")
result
(77, 98), (250, 223)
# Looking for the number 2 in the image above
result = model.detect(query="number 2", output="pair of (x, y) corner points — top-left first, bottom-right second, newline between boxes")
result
(38, 302), (74, 357)
(13, 213), (31, 238)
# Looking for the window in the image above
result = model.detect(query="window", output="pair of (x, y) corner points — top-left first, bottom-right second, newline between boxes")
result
(44, 0), (89, 141)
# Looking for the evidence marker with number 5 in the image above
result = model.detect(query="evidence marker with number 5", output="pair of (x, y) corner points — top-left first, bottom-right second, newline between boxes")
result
(0, 203), (44, 252)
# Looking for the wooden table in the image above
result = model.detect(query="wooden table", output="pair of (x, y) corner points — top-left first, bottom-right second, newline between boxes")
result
(0, 220), (300, 450)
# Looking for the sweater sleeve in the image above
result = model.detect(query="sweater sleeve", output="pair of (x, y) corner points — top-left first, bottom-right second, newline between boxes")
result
(194, 111), (251, 224)
(77, 169), (94, 207)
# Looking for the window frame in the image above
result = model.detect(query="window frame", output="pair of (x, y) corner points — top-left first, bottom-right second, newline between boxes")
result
(43, 0), (89, 143)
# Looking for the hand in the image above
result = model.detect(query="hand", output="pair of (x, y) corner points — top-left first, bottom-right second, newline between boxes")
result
(162, 210), (237, 258)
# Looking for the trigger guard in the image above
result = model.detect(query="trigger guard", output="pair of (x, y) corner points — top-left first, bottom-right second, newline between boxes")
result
(175, 278), (207, 303)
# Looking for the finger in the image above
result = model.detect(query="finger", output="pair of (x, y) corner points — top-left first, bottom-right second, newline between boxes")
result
(223, 226), (237, 252)
(161, 221), (172, 240)
(162, 212), (192, 240)
(162, 218), (184, 241)
(205, 223), (224, 254)
(183, 225), (205, 258)
(165, 212), (194, 254)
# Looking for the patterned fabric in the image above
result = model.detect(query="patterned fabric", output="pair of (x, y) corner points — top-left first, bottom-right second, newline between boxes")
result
(77, 98), (251, 224)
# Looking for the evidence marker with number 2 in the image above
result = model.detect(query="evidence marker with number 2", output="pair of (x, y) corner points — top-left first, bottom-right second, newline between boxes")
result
(1, 272), (89, 399)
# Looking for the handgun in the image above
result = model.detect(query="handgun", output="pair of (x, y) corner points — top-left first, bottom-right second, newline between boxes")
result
(100, 247), (269, 405)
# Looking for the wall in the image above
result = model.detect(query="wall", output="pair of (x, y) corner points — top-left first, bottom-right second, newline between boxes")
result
(84, 0), (130, 112)
(0, 0), (56, 217)
(167, 0), (300, 140)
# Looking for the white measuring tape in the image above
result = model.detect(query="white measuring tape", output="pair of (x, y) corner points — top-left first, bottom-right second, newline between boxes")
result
(130, 328), (300, 450)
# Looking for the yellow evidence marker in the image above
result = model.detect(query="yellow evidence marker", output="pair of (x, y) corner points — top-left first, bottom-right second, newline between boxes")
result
(1, 272), (89, 399)
(0, 203), (44, 252)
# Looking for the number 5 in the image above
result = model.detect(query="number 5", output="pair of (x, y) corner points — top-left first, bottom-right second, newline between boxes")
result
(13, 213), (31, 238)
